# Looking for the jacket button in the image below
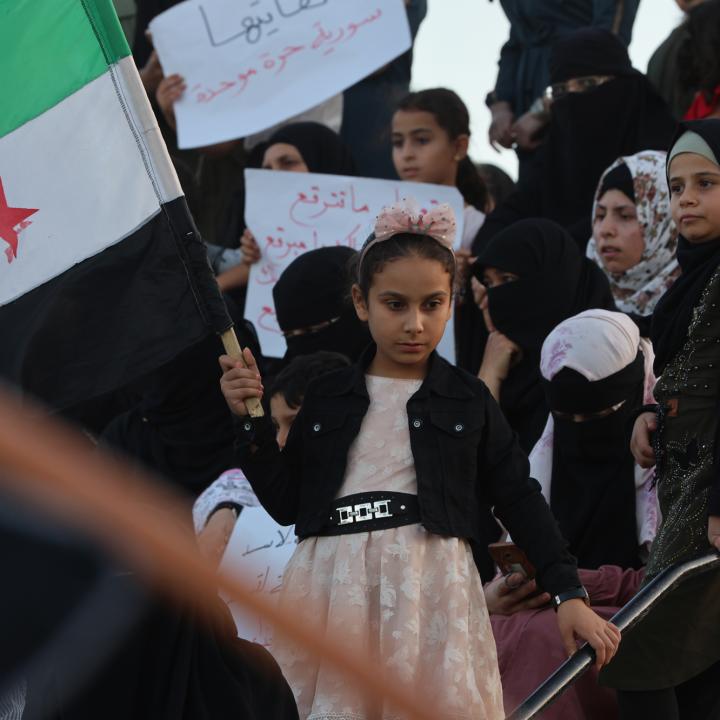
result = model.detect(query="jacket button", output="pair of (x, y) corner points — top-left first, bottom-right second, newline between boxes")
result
(412, 418), (422, 429)
(313, 423), (322, 432)
(454, 423), (464, 432)
(243, 422), (252, 432)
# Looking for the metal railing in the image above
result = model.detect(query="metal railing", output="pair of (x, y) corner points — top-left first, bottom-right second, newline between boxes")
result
(506, 551), (720, 720)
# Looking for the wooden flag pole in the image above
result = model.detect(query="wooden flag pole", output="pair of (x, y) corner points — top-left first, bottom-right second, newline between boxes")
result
(220, 328), (264, 418)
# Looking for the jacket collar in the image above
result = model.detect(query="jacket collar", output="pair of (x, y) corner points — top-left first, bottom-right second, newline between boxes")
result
(318, 343), (474, 400)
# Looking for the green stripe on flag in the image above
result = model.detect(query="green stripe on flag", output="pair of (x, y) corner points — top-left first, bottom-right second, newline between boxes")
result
(0, 0), (131, 139)
(82, 0), (133, 64)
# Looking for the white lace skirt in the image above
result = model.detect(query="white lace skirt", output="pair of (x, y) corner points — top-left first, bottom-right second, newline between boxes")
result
(273, 525), (504, 720)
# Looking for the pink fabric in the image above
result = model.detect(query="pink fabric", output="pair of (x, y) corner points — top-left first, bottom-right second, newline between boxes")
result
(275, 376), (504, 720)
(359, 199), (457, 269)
(493, 566), (644, 719)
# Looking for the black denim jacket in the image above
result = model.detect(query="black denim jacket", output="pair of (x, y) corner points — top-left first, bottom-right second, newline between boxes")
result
(234, 346), (580, 596)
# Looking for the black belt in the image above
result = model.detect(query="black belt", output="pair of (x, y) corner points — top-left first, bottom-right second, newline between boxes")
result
(318, 492), (421, 536)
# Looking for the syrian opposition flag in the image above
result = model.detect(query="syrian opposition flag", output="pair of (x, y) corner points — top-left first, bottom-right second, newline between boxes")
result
(0, 0), (233, 410)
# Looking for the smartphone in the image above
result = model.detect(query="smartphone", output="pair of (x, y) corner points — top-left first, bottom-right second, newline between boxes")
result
(488, 541), (536, 581)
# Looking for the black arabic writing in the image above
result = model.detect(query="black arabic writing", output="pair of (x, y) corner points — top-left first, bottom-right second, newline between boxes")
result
(199, 0), (329, 47)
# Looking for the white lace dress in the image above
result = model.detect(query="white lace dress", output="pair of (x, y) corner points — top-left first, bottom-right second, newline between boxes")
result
(274, 375), (504, 720)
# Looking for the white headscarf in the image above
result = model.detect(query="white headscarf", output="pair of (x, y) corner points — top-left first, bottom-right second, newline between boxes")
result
(530, 309), (659, 551)
(587, 151), (680, 318)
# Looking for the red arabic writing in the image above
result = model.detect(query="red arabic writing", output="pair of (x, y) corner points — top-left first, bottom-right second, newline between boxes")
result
(191, 8), (383, 104)
(290, 183), (370, 227)
(258, 305), (282, 335)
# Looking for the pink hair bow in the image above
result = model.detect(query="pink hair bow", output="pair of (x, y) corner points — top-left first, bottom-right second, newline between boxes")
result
(359, 199), (457, 266)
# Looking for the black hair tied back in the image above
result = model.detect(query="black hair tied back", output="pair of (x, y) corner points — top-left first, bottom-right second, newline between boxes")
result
(397, 88), (489, 213)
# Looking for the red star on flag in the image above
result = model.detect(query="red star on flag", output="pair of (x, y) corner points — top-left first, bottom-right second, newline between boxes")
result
(0, 177), (38, 260)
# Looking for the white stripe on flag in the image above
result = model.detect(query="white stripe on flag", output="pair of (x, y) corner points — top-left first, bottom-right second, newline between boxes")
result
(0, 57), (181, 306)
(111, 56), (183, 205)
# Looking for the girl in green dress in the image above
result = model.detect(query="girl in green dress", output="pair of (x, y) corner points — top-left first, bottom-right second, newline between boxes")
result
(603, 119), (720, 719)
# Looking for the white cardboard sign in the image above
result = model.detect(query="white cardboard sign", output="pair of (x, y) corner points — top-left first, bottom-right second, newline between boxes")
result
(243, 169), (464, 361)
(220, 504), (297, 648)
(150, 0), (411, 149)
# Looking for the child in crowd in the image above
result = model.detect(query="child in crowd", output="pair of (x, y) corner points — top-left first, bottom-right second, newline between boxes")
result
(588, 151), (680, 336)
(219, 200), (620, 720)
(391, 87), (489, 370)
(391, 88), (489, 250)
(606, 119), (720, 718)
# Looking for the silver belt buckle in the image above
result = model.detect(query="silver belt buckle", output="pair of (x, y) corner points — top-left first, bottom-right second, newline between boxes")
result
(354, 502), (373, 522)
(335, 499), (395, 525)
(337, 505), (355, 525)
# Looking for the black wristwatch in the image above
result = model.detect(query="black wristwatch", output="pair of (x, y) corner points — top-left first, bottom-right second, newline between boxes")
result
(551, 586), (590, 612)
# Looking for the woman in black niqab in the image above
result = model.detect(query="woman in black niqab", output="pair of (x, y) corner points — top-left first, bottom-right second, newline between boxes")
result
(473, 218), (616, 453)
(473, 29), (676, 254)
(537, 310), (649, 571)
(273, 246), (371, 364)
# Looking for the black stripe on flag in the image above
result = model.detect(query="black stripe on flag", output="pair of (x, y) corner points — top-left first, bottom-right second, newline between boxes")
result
(0, 197), (232, 411)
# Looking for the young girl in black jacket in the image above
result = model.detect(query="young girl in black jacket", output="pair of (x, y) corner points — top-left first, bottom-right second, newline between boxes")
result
(219, 201), (620, 720)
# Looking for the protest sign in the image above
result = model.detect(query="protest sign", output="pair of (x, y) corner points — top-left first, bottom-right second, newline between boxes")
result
(243, 169), (465, 360)
(150, 0), (411, 149)
(220, 502), (297, 647)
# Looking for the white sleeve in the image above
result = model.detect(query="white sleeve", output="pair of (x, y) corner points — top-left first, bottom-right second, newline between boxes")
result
(193, 468), (259, 534)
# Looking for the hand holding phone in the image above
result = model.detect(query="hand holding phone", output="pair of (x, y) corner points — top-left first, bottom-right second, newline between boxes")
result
(488, 541), (536, 581)
(485, 542), (548, 615)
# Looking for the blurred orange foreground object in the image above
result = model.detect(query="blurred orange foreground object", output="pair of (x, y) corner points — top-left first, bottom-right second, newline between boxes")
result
(0, 384), (438, 720)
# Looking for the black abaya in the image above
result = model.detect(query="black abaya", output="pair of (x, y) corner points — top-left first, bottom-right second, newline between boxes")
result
(474, 219), (616, 452)
(474, 30), (676, 253)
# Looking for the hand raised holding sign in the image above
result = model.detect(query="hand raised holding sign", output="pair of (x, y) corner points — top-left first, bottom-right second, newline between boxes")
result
(240, 230), (262, 265)
(156, 74), (186, 131)
(150, 0), (412, 148)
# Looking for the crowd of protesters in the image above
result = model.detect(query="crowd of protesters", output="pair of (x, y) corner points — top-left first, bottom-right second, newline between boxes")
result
(11, 1), (720, 719)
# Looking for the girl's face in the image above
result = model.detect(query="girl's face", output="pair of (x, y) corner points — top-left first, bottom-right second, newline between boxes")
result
(262, 143), (309, 172)
(593, 189), (645, 273)
(669, 153), (720, 243)
(391, 110), (468, 187)
(351, 254), (452, 379)
(472, 267), (519, 332)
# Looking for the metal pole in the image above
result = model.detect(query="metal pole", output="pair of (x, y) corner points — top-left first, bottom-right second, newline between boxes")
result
(506, 551), (720, 720)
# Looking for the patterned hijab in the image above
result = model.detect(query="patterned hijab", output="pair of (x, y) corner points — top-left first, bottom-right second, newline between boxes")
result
(587, 151), (680, 318)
